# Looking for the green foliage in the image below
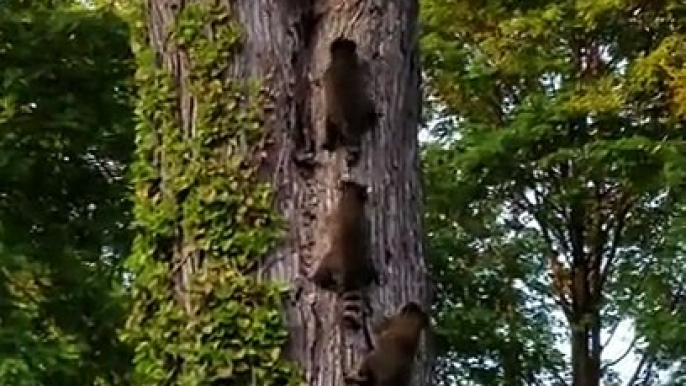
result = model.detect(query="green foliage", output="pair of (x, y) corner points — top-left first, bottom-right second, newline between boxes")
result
(122, 2), (298, 385)
(423, 143), (566, 385)
(421, 0), (686, 384)
(0, 1), (135, 384)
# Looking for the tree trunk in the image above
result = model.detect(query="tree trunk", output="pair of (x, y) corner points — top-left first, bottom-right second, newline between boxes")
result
(248, 1), (431, 384)
(143, 0), (429, 384)
(569, 259), (601, 386)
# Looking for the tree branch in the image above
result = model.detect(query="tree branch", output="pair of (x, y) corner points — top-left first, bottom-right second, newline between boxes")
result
(546, 286), (573, 318)
(602, 334), (639, 371)
(514, 190), (577, 316)
(517, 185), (571, 258)
(599, 195), (637, 293)
(601, 319), (622, 349)
(638, 362), (656, 386)
(625, 352), (651, 386)
(550, 370), (569, 386)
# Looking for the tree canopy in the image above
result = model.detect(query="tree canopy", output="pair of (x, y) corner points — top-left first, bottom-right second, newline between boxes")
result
(0, 1), (135, 383)
(421, 0), (686, 384)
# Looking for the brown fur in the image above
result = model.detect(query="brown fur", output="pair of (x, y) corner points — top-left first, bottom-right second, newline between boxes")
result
(311, 180), (377, 292)
(321, 38), (377, 164)
(345, 302), (430, 386)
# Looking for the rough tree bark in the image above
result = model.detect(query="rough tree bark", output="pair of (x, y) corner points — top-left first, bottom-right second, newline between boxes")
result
(145, 0), (430, 385)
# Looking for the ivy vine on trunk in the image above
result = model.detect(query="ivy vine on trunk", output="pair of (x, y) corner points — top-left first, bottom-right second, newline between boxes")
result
(122, 1), (299, 384)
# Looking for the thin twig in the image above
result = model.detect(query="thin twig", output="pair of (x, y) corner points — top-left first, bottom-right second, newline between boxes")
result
(601, 320), (622, 350)
(599, 195), (637, 292)
(603, 334), (639, 371)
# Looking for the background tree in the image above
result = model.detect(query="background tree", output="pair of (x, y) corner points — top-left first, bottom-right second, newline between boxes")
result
(0, 0), (135, 384)
(122, 0), (430, 385)
(420, 0), (686, 385)
(423, 141), (567, 385)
